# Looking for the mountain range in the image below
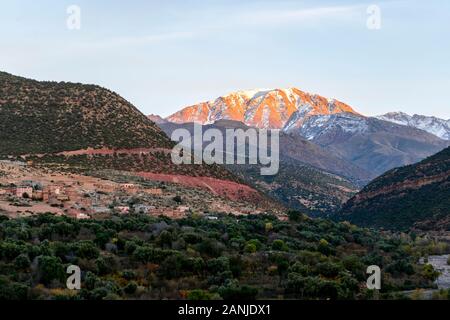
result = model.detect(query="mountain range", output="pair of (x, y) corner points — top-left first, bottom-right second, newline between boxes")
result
(377, 112), (450, 140)
(2, 71), (449, 229)
(295, 112), (448, 177)
(166, 88), (449, 178)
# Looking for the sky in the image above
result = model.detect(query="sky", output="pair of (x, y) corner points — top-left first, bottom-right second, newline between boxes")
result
(1, 0), (449, 119)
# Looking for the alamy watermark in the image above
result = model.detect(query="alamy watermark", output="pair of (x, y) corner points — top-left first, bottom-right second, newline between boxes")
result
(367, 4), (382, 30)
(366, 265), (381, 290)
(67, 5), (81, 30)
(66, 265), (81, 290)
(171, 123), (280, 176)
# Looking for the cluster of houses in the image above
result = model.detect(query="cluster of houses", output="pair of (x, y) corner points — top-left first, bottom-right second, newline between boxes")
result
(0, 180), (70, 202)
(0, 180), (191, 220)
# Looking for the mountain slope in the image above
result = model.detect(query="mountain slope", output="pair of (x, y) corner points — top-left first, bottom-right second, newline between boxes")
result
(147, 114), (168, 124)
(293, 113), (449, 177)
(158, 120), (366, 215)
(377, 112), (450, 140)
(167, 88), (358, 129)
(0, 71), (277, 211)
(168, 89), (448, 179)
(339, 146), (450, 231)
(0, 71), (171, 155)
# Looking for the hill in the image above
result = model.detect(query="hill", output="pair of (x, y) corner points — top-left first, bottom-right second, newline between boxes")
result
(0, 71), (171, 155)
(0, 72), (277, 212)
(339, 147), (450, 231)
(158, 120), (366, 215)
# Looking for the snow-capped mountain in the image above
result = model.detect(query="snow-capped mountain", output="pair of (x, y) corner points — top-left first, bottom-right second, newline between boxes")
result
(297, 114), (448, 177)
(167, 88), (359, 129)
(377, 112), (450, 140)
(298, 113), (369, 141)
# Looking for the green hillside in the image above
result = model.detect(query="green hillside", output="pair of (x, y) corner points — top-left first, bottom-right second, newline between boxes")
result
(339, 147), (450, 231)
(0, 71), (172, 155)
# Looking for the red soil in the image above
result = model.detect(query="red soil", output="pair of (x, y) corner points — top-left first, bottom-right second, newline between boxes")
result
(56, 148), (171, 156)
(135, 172), (262, 203)
(20, 148), (172, 158)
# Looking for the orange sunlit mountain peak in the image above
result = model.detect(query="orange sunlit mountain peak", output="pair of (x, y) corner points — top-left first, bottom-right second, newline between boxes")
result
(167, 88), (360, 129)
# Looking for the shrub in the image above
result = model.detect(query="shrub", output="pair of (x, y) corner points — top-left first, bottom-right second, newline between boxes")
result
(14, 254), (31, 270)
(123, 281), (137, 295)
(73, 241), (99, 260)
(422, 264), (440, 281)
(272, 239), (288, 251)
(187, 289), (214, 300)
(219, 283), (258, 300)
(36, 255), (65, 286)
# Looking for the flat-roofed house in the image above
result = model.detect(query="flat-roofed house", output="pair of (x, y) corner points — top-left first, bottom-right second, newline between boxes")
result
(16, 186), (33, 198)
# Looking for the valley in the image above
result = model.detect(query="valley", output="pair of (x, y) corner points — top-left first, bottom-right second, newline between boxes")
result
(0, 71), (449, 301)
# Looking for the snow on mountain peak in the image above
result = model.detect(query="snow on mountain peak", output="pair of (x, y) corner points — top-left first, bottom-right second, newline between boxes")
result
(235, 88), (272, 100)
(299, 113), (369, 140)
(377, 112), (450, 140)
(167, 87), (359, 130)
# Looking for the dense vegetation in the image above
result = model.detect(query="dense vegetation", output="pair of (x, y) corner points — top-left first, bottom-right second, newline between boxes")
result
(28, 152), (241, 184)
(0, 71), (172, 155)
(339, 147), (450, 231)
(229, 159), (357, 216)
(0, 212), (442, 300)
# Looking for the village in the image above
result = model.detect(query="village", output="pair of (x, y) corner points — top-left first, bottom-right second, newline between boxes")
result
(0, 160), (259, 220)
(0, 160), (195, 220)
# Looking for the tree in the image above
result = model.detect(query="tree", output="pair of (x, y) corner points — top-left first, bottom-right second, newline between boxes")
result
(316, 261), (343, 278)
(14, 254), (31, 270)
(197, 239), (224, 257)
(173, 195), (182, 204)
(286, 274), (320, 298)
(36, 255), (65, 286)
(422, 264), (440, 281)
(272, 239), (288, 251)
(219, 283), (258, 300)
(244, 243), (257, 253)
(96, 256), (116, 275)
(287, 210), (302, 222)
(207, 257), (230, 274)
(158, 230), (173, 248)
(187, 289), (214, 300)
(0, 276), (28, 300)
(318, 239), (333, 256)
(265, 222), (273, 233)
(123, 281), (137, 295)
(74, 240), (100, 259)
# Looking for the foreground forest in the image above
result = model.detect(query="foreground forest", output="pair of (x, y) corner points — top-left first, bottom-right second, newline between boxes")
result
(0, 212), (447, 300)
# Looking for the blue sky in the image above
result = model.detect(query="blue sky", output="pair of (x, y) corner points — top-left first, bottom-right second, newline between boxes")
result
(1, 0), (449, 118)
